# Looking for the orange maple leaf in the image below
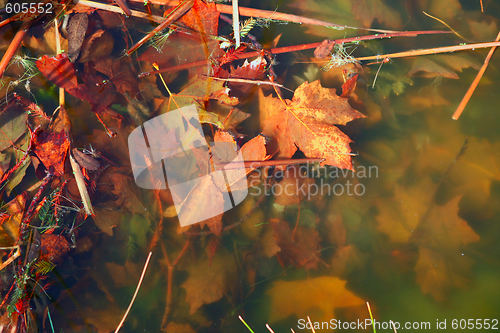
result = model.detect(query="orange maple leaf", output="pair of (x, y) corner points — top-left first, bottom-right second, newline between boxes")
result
(260, 80), (365, 170)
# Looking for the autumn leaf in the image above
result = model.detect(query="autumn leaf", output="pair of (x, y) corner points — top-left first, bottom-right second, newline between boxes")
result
(178, 0), (219, 36)
(79, 29), (114, 63)
(40, 234), (71, 264)
(272, 219), (320, 269)
(93, 57), (139, 96)
(36, 53), (87, 100)
(158, 75), (237, 115)
(107, 173), (148, 216)
(260, 80), (365, 170)
(37, 53), (116, 115)
(67, 13), (88, 62)
(0, 193), (27, 246)
(181, 250), (237, 314)
(266, 276), (365, 324)
(375, 177), (480, 300)
(33, 130), (70, 176)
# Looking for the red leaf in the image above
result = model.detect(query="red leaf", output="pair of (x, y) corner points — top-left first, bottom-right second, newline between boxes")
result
(341, 73), (359, 98)
(33, 130), (70, 176)
(36, 53), (88, 100)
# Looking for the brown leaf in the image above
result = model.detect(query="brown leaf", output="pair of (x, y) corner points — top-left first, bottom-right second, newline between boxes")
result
(33, 130), (70, 176)
(94, 57), (139, 96)
(107, 174), (148, 215)
(67, 13), (88, 62)
(272, 219), (320, 269)
(314, 39), (335, 59)
(93, 207), (122, 236)
(79, 29), (114, 63)
(261, 80), (365, 170)
(182, 250), (237, 314)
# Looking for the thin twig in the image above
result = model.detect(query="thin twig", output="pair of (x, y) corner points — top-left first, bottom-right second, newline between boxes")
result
(356, 41), (500, 62)
(114, 0), (132, 17)
(77, 0), (164, 22)
(125, 0), (194, 55)
(138, 30), (450, 77)
(207, 76), (291, 91)
(114, 252), (153, 333)
(452, 31), (500, 120)
(0, 246), (21, 272)
(129, 0), (399, 33)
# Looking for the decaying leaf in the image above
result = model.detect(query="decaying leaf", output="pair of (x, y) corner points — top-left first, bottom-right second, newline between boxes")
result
(181, 250), (237, 314)
(67, 13), (89, 62)
(261, 80), (365, 170)
(79, 29), (114, 63)
(33, 130), (70, 176)
(40, 234), (71, 264)
(266, 276), (365, 324)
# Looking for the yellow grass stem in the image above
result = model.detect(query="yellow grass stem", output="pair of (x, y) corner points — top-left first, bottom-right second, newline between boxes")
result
(114, 252), (153, 333)
(69, 155), (94, 216)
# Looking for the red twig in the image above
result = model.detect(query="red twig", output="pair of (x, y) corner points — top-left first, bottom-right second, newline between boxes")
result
(0, 20), (33, 79)
(138, 30), (451, 77)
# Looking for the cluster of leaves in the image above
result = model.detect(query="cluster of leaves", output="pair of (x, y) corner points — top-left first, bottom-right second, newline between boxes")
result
(1, 0), (497, 331)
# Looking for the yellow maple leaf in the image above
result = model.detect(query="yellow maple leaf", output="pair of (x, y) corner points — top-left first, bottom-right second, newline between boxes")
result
(266, 276), (364, 324)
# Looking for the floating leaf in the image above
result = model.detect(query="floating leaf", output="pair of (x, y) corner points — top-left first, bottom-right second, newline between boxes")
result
(261, 80), (365, 170)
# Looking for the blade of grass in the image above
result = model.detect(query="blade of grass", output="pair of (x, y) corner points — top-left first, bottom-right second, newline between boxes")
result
(366, 302), (376, 333)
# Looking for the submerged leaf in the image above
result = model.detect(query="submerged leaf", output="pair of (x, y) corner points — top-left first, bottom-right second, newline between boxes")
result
(266, 276), (365, 324)
(182, 250), (237, 314)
